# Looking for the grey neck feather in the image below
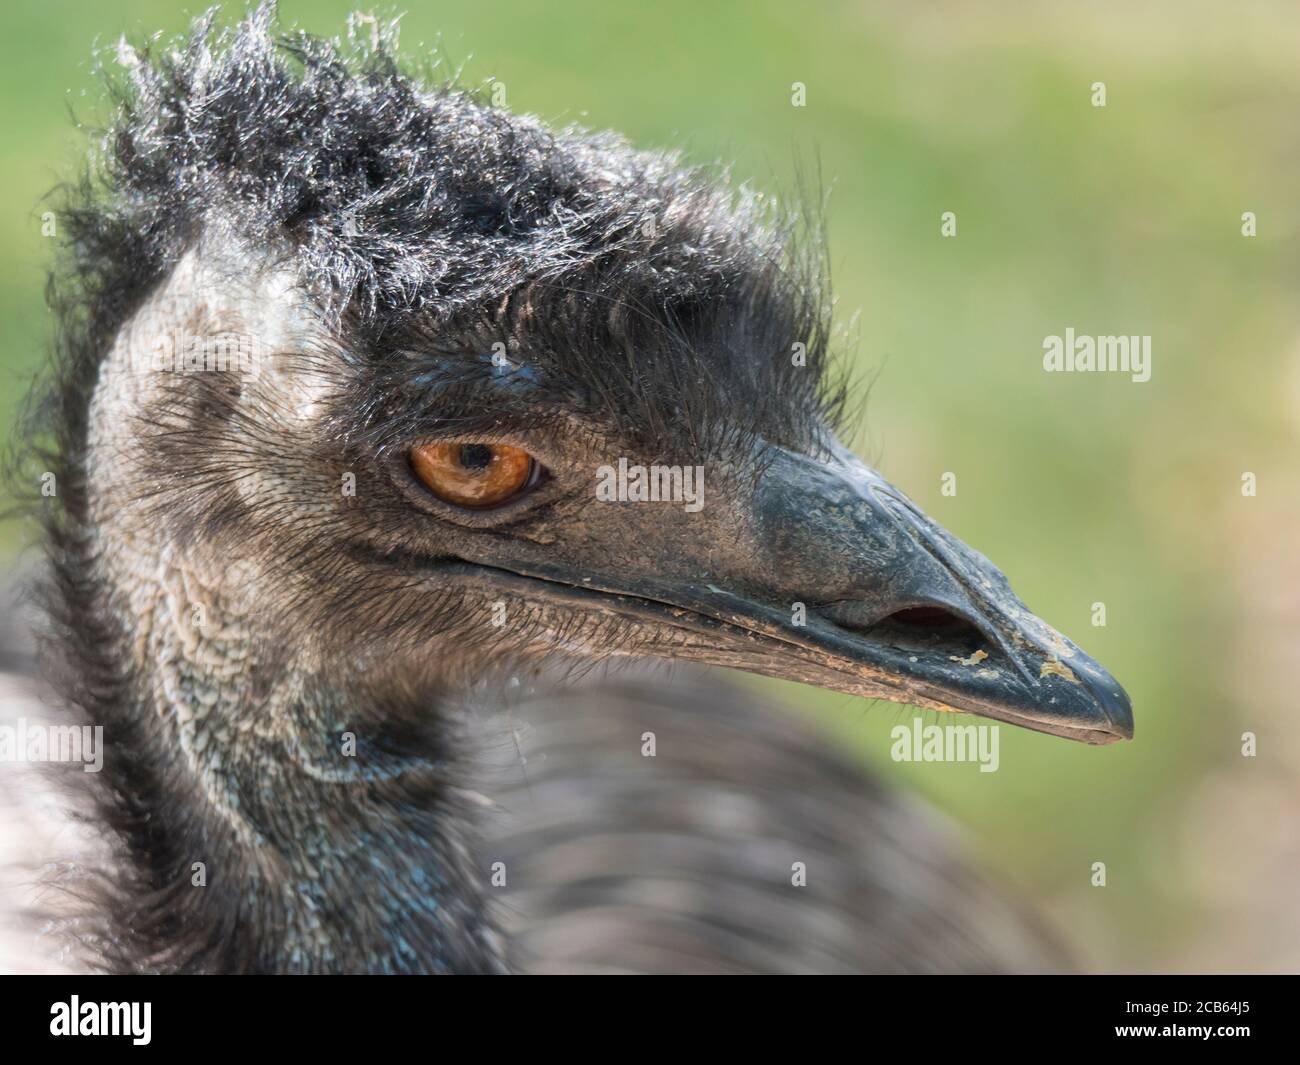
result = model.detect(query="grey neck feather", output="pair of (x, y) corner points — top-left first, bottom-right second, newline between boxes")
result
(84, 534), (504, 973)
(78, 244), (506, 973)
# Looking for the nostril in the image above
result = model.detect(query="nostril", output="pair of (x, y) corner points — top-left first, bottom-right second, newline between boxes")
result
(885, 607), (982, 639)
(819, 602), (988, 646)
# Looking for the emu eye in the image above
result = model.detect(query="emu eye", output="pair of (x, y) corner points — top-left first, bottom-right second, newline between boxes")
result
(409, 442), (539, 509)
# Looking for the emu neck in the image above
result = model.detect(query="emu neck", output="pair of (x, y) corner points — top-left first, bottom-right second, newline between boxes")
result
(65, 249), (505, 971)
(74, 545), (504, 972)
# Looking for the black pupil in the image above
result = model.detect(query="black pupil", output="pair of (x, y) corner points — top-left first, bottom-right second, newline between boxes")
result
(458, 444), (494, 471)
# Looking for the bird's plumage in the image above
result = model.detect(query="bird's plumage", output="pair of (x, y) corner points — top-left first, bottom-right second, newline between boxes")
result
(3, 2), (1117, 973)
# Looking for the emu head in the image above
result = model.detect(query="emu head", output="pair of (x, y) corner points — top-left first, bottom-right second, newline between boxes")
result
(76, 8), (1131, 747)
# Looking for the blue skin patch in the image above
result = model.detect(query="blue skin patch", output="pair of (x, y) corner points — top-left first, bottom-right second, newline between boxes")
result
(411, 352), (544, 395)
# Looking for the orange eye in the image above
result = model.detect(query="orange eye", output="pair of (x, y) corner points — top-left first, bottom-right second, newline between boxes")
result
(409, 442), (538, 509)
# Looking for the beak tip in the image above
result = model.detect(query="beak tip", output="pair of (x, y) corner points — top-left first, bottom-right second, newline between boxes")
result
(1083, 667), (1135, 743)
(1103, 703), (1135, 742)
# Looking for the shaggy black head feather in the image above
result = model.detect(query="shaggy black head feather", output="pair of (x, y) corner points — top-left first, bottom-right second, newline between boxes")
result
(44, 2), (845, 462)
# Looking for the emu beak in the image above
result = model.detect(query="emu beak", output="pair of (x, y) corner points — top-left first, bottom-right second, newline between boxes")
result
(706, 446), (1136, 745)
(569, 446), (1128, 745)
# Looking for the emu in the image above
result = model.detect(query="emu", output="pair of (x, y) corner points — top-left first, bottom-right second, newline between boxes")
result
(10, 5), (1131, 974)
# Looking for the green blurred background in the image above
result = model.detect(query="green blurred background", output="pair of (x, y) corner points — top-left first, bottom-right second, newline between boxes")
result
(2, 1), (1297, 972)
